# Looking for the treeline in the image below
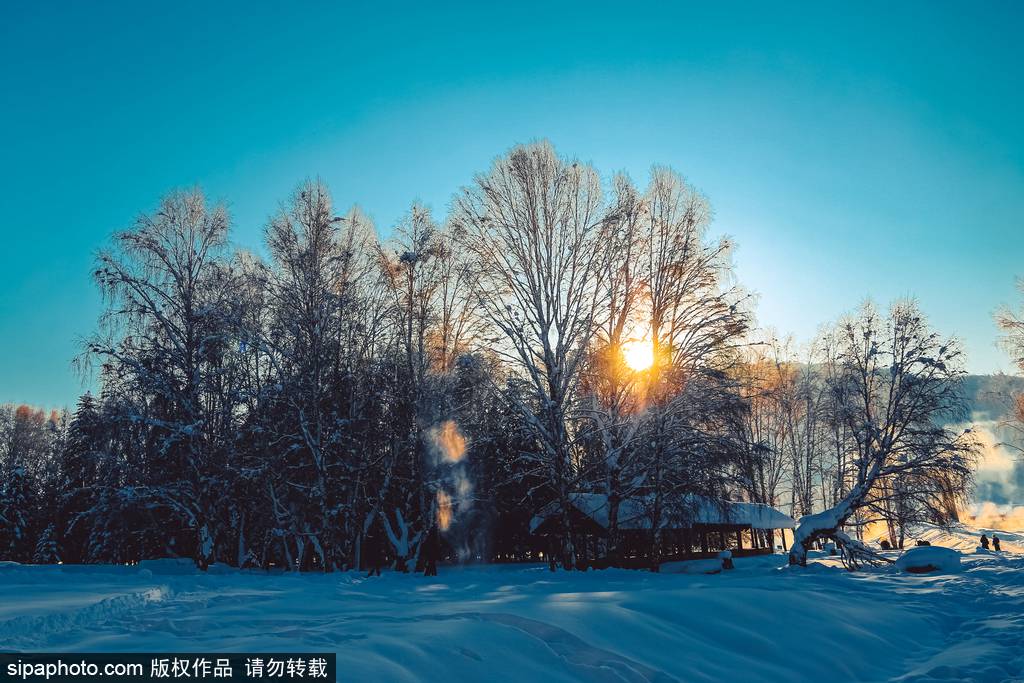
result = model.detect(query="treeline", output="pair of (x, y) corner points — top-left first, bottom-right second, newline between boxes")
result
(0, 142), (978, 571)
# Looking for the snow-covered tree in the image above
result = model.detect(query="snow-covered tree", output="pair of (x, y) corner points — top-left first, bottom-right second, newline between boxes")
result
(577, 167), (751, 568)
(373, 204), (446, 568)
(257, 181), (380, 570)
(2, 143), (974, 575)
(59, 393), (105, 563)
(87, 189), (236, 568)
(577, 174), (648, 565)
(32, 523), (61, 564)
(633, 167), (750, 568)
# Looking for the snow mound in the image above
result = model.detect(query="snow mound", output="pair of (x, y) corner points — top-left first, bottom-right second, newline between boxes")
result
(895, 546), (962, 574)
(0, 584), (170, 650)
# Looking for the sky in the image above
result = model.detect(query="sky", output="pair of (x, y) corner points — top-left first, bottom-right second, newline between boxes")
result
(1, 1), (1023, 409)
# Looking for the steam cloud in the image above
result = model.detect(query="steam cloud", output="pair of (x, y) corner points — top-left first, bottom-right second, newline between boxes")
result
(962, 414), (1024, 531)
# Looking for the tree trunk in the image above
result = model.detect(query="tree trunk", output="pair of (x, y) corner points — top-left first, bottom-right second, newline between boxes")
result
(606, 474), (621, 566)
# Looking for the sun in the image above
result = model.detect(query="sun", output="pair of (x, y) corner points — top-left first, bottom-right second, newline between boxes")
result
(622, 339), (655, 372)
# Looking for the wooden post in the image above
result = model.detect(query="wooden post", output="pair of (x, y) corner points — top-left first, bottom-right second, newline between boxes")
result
(781, 528), (788, 551)
(736, 529), (743, 550)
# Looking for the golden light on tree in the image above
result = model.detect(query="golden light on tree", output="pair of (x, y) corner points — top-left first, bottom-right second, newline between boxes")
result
(622, 338), (654, 372)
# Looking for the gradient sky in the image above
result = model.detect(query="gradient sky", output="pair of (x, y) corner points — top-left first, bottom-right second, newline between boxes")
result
(2, 1), (1023, 409)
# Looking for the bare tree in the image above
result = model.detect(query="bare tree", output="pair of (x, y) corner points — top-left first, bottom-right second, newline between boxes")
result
(633, 167), (750, 568)
(578, 174), (648, 564)
(374, 203), (446, 569)
(453, 141), (609, 568)
(431, 224), (478, 373)
(732, 339), (798, 510)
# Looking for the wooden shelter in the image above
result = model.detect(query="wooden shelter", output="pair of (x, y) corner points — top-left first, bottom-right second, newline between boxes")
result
(530, 493), (796, 567)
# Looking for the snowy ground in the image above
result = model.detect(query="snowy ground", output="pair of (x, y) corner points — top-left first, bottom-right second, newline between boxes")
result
(1, 531), (1022, 683)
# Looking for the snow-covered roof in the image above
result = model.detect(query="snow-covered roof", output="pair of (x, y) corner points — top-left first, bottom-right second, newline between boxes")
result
(530, 493), (796, 533)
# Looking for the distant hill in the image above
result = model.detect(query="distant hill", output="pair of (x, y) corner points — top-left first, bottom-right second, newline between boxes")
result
(961, 374), (1024, 424)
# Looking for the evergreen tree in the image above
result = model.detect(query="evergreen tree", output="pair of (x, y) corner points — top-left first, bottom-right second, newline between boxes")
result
(32, 523), (61, 564)
(0, 465), (33, 562)
(59, 393), (104, 563)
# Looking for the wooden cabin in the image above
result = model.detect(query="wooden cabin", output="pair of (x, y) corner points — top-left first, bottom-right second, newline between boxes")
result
(530, 493), (796, 567)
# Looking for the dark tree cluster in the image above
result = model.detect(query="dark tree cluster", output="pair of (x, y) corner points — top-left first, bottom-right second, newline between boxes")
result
(0, 142), (979, 571)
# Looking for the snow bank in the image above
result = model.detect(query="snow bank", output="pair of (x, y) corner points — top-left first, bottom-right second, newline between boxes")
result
(895, 546), (962, 574)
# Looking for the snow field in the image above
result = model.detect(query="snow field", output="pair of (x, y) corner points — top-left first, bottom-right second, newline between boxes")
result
(0, 547), (1022, 682)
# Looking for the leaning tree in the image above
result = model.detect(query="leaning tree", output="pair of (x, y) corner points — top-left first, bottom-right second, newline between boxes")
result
(788, 300), (978, 568)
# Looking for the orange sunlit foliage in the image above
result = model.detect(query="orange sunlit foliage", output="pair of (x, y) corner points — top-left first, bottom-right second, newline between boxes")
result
(13, 404), (55, 430)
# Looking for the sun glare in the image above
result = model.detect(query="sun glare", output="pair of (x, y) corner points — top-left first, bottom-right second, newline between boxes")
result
(622, 339), (655, 372)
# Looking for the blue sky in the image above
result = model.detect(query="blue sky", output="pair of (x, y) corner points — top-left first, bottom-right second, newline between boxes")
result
(1, 1), (1022, 408)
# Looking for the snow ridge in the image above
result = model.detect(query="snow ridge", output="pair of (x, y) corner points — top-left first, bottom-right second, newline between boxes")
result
(0, 583), (170, 649)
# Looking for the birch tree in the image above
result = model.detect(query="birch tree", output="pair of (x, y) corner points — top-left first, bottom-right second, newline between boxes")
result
(633, 167), (750, 568)
(579, 174), (647, 564)
(374, 203), (445, 569)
